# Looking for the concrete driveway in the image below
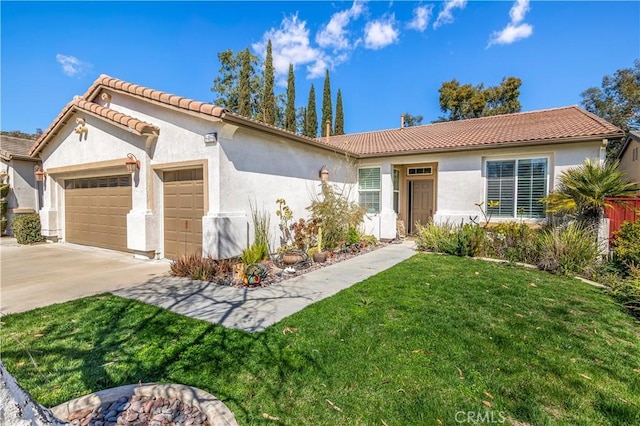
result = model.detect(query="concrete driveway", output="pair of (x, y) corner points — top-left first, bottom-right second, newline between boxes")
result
(0, 238), (170, 315)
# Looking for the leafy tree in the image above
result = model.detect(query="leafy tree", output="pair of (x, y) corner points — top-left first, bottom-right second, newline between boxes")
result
(261, 40), (276, 125)
(437, 77), (521, 121)
(581, 60), (640, 158)
(211, 48), (262, 117)
(238, 47), (252, 117)
(581, 60), (640, 133)
(542, 159), (640, 231)
(306, 85), (318, 138)
(0, 130), (41, 140)
(285, 64), (296, 132)
(335, 89), (344, 135)
(402, 113), (423, 127)
(321, 69), (332, 137)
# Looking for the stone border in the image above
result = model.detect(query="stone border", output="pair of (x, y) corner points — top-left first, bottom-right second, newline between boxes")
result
(51, 383), (237, 426)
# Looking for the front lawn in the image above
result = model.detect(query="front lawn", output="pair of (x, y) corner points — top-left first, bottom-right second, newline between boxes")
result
(1, 255), (638, 425)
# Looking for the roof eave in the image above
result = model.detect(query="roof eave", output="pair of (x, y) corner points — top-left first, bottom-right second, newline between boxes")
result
(617, 131), (640, 159)
(357, 133), (624, 159)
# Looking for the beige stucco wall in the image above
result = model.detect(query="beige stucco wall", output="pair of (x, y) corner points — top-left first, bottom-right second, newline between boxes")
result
(619, 138), (640, 185)
(359, 140), (603, 229)
(37, 92), (355, 258)
(1, 158), (39, 235)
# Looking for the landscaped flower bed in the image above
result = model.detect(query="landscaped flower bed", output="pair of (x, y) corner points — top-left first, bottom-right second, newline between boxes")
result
(170, 240), (390, 289)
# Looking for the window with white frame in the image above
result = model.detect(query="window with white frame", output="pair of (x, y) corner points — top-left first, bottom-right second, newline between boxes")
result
(393, 169), (400, 213)
(486, 158), (548, 218)
(359, 167), (381, 214)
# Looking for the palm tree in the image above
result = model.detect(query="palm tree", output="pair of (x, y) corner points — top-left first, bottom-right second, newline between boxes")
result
(542, 159), (639, 230)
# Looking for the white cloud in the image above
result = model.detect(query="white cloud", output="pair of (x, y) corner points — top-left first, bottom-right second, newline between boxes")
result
(488, 23), (533, 46)
(433, 0), (467, 29)
(407, 5), (433, 32)
(253, 14), (329, 81)
(364, 16), (399, 50)
(316, 1), (366, 51)
(488, 0), (533, 46)
(55, 54), (92, 77)
(510, 0), (530, 24)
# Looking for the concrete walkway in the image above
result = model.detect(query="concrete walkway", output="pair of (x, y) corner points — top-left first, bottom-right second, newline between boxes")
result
(113, 241), (416, 332)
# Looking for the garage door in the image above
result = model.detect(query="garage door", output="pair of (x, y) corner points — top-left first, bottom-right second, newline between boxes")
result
(163, 168), (204, 260)
(65, 175), (132, 251)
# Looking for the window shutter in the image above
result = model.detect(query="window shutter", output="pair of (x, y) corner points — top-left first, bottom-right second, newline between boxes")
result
(516, 159), (547, 218)
(486, 161), (515, 217)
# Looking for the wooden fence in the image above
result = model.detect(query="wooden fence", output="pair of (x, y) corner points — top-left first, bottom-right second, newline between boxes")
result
(604, 197), (640, 240)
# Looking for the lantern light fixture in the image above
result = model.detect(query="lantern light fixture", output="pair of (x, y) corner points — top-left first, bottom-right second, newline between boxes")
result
(34, 165), (47, 182)
(125, 153), (140, 173)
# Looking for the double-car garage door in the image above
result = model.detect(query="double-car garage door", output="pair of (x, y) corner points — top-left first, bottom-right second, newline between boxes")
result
(65, 175), (131, 251)
(64, 168), (203, 258)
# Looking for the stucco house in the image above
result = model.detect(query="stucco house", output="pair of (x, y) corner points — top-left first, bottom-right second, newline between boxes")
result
(617, 131), (640, 187)
(0, 135), (41, 235)
(30, 75), (623, 259)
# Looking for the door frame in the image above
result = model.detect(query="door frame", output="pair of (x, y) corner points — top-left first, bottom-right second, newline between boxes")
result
(396, 162), (438, 234)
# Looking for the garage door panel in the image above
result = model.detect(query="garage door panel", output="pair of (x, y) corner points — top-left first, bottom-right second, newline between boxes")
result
(163, 168), (204, 260)
(65, 175), (131, 252)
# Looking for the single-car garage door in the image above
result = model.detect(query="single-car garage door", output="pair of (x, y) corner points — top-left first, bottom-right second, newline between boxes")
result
(65, 175), (132, 251)
(163, 168), (204, 260)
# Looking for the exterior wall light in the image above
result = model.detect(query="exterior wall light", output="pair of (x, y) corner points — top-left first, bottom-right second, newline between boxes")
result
(319, 165), (329, 182)
(73, 117), (88, 135)
(125, 153), (140, 173)
(204, 132), (218, 144)
(34, 165), (47, 182)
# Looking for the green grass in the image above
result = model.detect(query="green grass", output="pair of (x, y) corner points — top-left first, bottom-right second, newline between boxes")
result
(1, 254), (639, 425)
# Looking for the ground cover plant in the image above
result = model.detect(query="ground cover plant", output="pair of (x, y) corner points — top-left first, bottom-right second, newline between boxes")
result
(1, 255), (639, 425)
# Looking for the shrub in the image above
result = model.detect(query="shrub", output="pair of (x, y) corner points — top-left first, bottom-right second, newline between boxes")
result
(608, 265), (640, 318)
(415, 221), (457, 253)
(360, 234), (378, 246)
(12, 213), (45, 244)
(241, 242), (268, 264)
(345, 226), (361, 246)
(0, 200), (7, 218)
(484, 222), (541, 264)
(415, 221), (484, 257)
(290, 218), (319, 251)
(170, 254), (237, 282)
(537, 223), (600, 276)
(1, 218), (6, 234)
(0, 184), (9, 199)
(611, 220), (640, 273)
(308, 182), (365, 250)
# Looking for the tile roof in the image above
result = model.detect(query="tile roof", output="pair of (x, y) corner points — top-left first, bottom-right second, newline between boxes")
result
(84, 75), (228, 118)
(1, 135), (37, 161)
(318, 106), (624, 157)
(30, 98), (159, 156)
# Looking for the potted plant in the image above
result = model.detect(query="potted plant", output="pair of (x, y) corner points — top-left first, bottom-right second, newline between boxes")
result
(312, 227), (328, 263)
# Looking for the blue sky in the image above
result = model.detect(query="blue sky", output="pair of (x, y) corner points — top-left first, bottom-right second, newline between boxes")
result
(2, 1), (639, 135)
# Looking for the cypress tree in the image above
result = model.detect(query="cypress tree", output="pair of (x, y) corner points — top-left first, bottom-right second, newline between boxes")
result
(306, 85), (318, 138)
(238, 47), (252, 117)
(262, 40), (276, 125)
(297, 106), (307, 135)
(334, 89), (344, 135)
(285, 64), (296, 132)
(321, 69), (332, 137)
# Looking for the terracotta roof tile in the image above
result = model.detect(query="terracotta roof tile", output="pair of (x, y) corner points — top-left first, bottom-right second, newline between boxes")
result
(30, 99), (160, 156)
(318, 106), (624, 156)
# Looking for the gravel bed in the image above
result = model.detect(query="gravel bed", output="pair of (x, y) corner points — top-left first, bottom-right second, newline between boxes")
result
(66, 394), (210, 426)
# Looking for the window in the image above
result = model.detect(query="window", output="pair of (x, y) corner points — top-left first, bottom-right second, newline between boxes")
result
(407, 167), (432, 176)
(633, 147), (638, 162)
(359, 167), (381, 213)
(393, 169), (400, 213)
(486, 158), (548, 218)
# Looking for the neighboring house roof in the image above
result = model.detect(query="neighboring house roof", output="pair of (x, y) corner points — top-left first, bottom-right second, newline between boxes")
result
(617, 131), (640, 159)
(319, 106), (624, 157)
(31, 74), (341, 157)
(1, 135), (39, 161)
